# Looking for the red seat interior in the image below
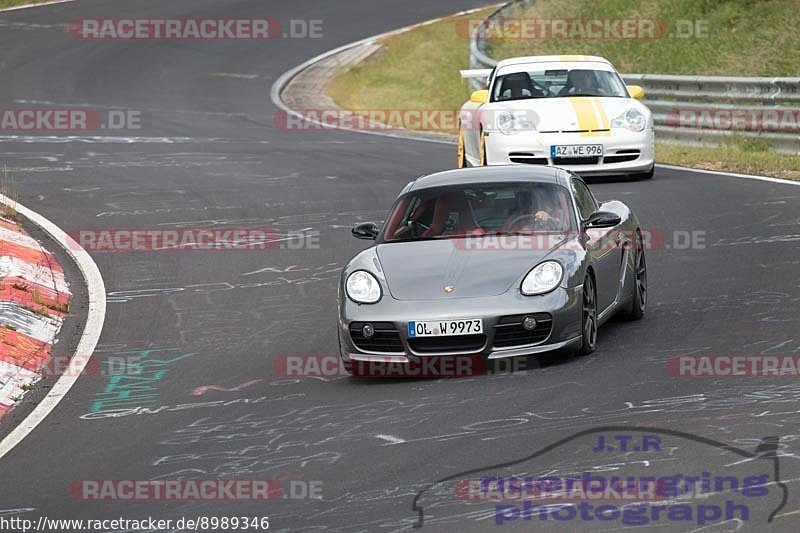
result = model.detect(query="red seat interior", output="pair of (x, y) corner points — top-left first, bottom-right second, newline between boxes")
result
(422, 191), (476, 238)
(392, 198), (434, 239)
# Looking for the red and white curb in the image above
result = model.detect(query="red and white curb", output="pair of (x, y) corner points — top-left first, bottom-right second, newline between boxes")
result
(0, 217), (70, 420)
(0, 195), (104, 461)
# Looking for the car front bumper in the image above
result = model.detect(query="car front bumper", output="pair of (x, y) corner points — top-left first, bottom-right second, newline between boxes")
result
(338, 286), (583, 364)
(484, 129), (654, 176)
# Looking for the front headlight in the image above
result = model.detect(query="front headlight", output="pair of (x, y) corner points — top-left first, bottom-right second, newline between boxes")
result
(496, 110), (535, 135)
(521, 261), (563, 296)
(346, 270), (382, 304)
(611, 108), (646, 132)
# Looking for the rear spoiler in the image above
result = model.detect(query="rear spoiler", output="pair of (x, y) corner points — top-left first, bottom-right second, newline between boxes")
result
(459, 69), (492, 82)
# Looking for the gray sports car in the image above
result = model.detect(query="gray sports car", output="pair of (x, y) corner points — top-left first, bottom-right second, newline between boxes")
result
(338, 166), (646, 374)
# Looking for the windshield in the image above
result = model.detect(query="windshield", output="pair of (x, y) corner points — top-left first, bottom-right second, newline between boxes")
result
(491, 67), (628, 102)
(382, 182), (576, 242)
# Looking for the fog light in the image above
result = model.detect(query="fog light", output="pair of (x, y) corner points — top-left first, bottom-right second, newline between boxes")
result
(522, 316), (537, 330)
(362, 323), (375, 338)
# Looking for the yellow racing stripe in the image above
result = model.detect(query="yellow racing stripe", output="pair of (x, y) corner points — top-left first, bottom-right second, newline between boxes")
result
(569, 97), (598, 136)
(569, 97), (610, 137)
(589, 97), (611, 136)
(558, 55), (592, 62)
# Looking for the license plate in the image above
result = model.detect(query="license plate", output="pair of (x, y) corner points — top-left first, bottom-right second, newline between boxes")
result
(408, 319), (483, 337)
(551, 144), (603, 158)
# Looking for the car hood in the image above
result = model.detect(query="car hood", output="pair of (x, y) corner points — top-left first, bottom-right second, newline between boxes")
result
(490, 97), (644, 132)
(376, 237), (561, 300)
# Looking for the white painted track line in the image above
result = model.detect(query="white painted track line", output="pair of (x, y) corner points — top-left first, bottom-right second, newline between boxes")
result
(656, 163), (800, 187)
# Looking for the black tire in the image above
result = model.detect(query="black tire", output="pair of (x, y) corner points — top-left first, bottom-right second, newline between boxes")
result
(457, 129), (468, 168)
(578, 273), (598, 356)
(625, 231), (647, 320)
(479, 129), (487, 166)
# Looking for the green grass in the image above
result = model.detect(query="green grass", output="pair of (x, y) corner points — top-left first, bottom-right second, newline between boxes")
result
(328, 2), (800, 180)
(328, 9), (490, 129)
(488, 0), (800, 76)
(0, 0), (49, 8)
(657, 140), (800, 180)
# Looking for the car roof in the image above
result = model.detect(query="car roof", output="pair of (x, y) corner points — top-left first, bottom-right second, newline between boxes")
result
(405, 166), (573, 193)
(496, 55), (613, 69)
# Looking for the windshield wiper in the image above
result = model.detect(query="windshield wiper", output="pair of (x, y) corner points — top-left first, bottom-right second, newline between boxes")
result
(561, 93), (608, 98)
(490, 230), (570, 237)
(489, 230), (537, 237)
(386, 234), (473, 243)
(560, 93), (624, 98)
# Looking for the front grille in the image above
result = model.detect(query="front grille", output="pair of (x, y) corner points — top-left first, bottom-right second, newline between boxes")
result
(552, 157), (599, 165)
(350, 322), (404, 352)
(408, 334), (486, 354)
(540, 129), (610, 134)
(493, 313), (553, 348)
(509, 152), (548, 165)
(604, 152), (640, 164)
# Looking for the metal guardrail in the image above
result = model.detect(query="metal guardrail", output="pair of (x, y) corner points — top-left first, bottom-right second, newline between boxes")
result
(468, 0), (800, 153)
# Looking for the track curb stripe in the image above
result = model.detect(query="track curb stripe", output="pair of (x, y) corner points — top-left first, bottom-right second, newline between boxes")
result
(0, 216), (69, 418)
(0, 328), (50, 371)
(0, 196), (105, 462)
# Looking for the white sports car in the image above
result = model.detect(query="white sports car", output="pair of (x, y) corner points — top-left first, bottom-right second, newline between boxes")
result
(458, 55), (654, 179)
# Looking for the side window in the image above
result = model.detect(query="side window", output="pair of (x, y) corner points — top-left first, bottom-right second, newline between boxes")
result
(571, 178), (597, 220)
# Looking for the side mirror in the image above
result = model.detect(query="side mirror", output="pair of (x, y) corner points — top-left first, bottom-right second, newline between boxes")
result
(352, 222), (380, 240)
(626, 85), (645, 100)
(470, 89), (489, 104)
(584, 211), (621, 229)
